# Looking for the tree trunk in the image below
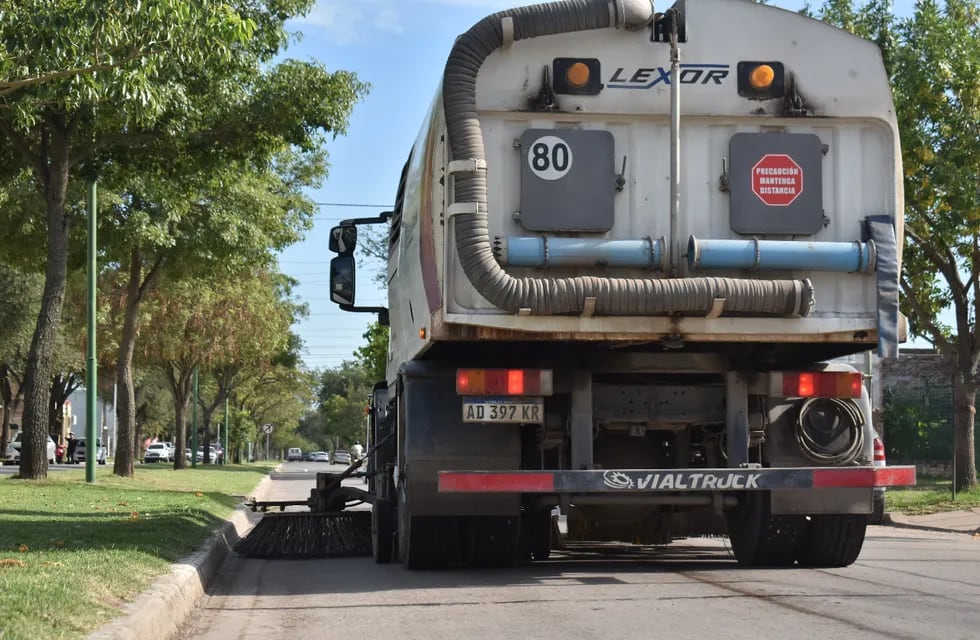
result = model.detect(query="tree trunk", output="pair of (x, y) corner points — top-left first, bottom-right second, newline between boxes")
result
(0, 364), (15, 457)
(134, 420), (143, 462)
(113, 250), (145, 477)
(18, 124), (72, 480)
(167, 365), (192, 470)
(952, 376), (978, 491)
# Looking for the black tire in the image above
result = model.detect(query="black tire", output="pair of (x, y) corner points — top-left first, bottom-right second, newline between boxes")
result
(796, 514), (868, 567)
(397, 487), (454, 569)
(372, 498), (395, 564)
(520, 510), (553, 561)
(464, 516), (520, 567)
(726, 491), (806, 567)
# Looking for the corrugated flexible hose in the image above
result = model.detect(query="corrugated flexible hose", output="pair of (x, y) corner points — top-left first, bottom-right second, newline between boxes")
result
(443, 0), (814, 317)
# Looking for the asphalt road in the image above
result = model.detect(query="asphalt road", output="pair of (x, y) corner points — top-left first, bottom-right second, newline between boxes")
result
(180, 463), (980, 640)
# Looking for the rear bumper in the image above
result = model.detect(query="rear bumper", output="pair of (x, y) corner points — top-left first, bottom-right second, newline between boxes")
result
(438, 466), (916, 494)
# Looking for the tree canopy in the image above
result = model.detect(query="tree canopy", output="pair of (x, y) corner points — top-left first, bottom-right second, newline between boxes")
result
(0, 0), (366, 479)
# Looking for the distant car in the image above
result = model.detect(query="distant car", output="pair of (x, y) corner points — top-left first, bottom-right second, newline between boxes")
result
(332, 449), (351, 465)
(74, 438), (108, 465)
(287, 447), (303, 462)
(144, 442), (173, 463)
(311, 451), (330, 463)
(185, 446), (217, 463)
(4, 433), (56, 465)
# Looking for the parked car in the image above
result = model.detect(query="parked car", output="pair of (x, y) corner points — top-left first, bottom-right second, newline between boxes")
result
(332, 449), (351, 465)
(3, 433), (56, 465)
(286, 447), (303, 462)
(144, 442), (173, 463)
(186, 447), (218, 463)
(311, 451), (330, 463)
(74, 438), (108, 465)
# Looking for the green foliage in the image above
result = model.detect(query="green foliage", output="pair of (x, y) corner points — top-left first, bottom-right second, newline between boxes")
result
(0, 0), (367, 480)
(317, 361), (372, 448)
(813, 0), (979, 489)
(882, 387), (954, 460)
(0, 262), (41, 363)
(355, 322), (389, 383)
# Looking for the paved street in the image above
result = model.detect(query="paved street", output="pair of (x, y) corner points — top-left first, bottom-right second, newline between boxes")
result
(179, 465), (980, 640)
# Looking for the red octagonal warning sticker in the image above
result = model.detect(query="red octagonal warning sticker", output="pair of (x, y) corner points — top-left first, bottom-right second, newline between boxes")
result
(752, 154), (803, 206)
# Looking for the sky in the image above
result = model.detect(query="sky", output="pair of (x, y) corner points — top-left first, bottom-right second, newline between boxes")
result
(277, 0), (920, 372)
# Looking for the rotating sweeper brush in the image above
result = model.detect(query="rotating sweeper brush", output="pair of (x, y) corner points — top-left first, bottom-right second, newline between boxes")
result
(234, 436), (390, 559)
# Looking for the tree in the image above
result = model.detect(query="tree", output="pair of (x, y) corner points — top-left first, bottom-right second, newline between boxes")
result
(0, 0), (257, 479)
(0, 0), (366, 480)
(191, 272), (305, 463)
(355, 322), (390, 384)
(0, 262), (41, 455)
(316, 360), (373, 449)
(895, 0), (980, 491)
(813, 0), (979, 490)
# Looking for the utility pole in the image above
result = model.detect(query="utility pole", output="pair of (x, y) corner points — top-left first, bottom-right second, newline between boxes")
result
(85, 181), (97, 483)
(191, 368), (199, 468)
(223, 397), (229, 465)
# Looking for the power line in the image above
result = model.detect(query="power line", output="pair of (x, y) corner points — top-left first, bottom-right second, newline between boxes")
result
(314, 202), (393, 208)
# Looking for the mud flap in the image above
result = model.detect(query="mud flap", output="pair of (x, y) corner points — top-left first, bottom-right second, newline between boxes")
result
(865, 215), (899, 358)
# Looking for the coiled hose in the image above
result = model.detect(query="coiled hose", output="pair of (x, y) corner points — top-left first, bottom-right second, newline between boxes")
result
(443, 0), (815, 317)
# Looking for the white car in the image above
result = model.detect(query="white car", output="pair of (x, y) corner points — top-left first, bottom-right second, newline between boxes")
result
(4, 432), (56, 465)
(74, 438), (108, 465)
(311, 451), (330, 463)
(332, 449), (351, 465)
(144, 442), (174, 463)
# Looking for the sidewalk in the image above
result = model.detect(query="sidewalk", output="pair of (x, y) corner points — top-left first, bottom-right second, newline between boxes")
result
(883, 507), (980, 535)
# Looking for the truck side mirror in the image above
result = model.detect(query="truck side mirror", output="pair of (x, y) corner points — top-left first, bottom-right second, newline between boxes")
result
(329, 225), (358, 255)
(330, 255), (356, 306)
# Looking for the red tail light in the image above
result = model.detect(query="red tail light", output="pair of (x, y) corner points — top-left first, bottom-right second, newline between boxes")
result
(456, 369), (553, 396)
(772, 371), (863, 399)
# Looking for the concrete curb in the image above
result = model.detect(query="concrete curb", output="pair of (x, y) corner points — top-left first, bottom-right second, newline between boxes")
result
(88, 473), (274, 640)
(880, 512), (980, 536)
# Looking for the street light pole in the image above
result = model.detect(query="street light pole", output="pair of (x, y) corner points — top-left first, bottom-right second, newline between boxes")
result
(191, 368), (199, 469)
(85, 181), (97, 483)
(223, 397), (229, 465)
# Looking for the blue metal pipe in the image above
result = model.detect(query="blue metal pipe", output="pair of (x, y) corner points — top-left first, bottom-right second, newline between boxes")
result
(495, 236), (666, 270)
(687, 236), (876, 273)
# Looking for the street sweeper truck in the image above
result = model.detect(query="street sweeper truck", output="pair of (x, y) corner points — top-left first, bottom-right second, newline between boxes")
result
(325, 0), (916, 568)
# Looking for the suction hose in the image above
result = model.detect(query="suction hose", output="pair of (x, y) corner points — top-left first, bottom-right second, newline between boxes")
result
(443, 0), (814, 317)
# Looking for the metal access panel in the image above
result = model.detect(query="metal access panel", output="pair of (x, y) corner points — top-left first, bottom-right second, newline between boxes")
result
(729, 132), (824, 235)
(519, 128), (616, 232)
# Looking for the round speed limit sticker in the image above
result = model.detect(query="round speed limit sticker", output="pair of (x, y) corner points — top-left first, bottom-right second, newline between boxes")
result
(527, 135), (573, 181)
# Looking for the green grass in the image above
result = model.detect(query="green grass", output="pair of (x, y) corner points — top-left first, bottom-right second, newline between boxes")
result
(0, 462), (275, 640)
(886, 475), (980, 515)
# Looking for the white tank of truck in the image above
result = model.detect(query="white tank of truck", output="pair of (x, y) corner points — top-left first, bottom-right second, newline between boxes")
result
(329, 0), (915, 568)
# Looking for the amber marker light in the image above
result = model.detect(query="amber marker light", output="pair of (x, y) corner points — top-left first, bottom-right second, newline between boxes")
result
(419, 327), (426, 339)
(749, 64), (775, 89)
(737, 61), (784, 99)
(566, 62), (591, 88)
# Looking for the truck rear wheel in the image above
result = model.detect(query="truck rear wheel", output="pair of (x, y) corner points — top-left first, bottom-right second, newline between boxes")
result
(464, 516), (520, 567)
(397, 487), (460, 569)
(726, 491), (806, 567)
(372, 498), (395, 564)
(796, 514), (867, 567)
(519, 509), (553, 561)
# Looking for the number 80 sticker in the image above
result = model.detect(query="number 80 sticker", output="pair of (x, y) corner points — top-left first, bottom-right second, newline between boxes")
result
(528, 135), (573, 181)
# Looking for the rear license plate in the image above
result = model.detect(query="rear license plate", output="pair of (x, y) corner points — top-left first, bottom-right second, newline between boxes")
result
(462, 397), (544, 424)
